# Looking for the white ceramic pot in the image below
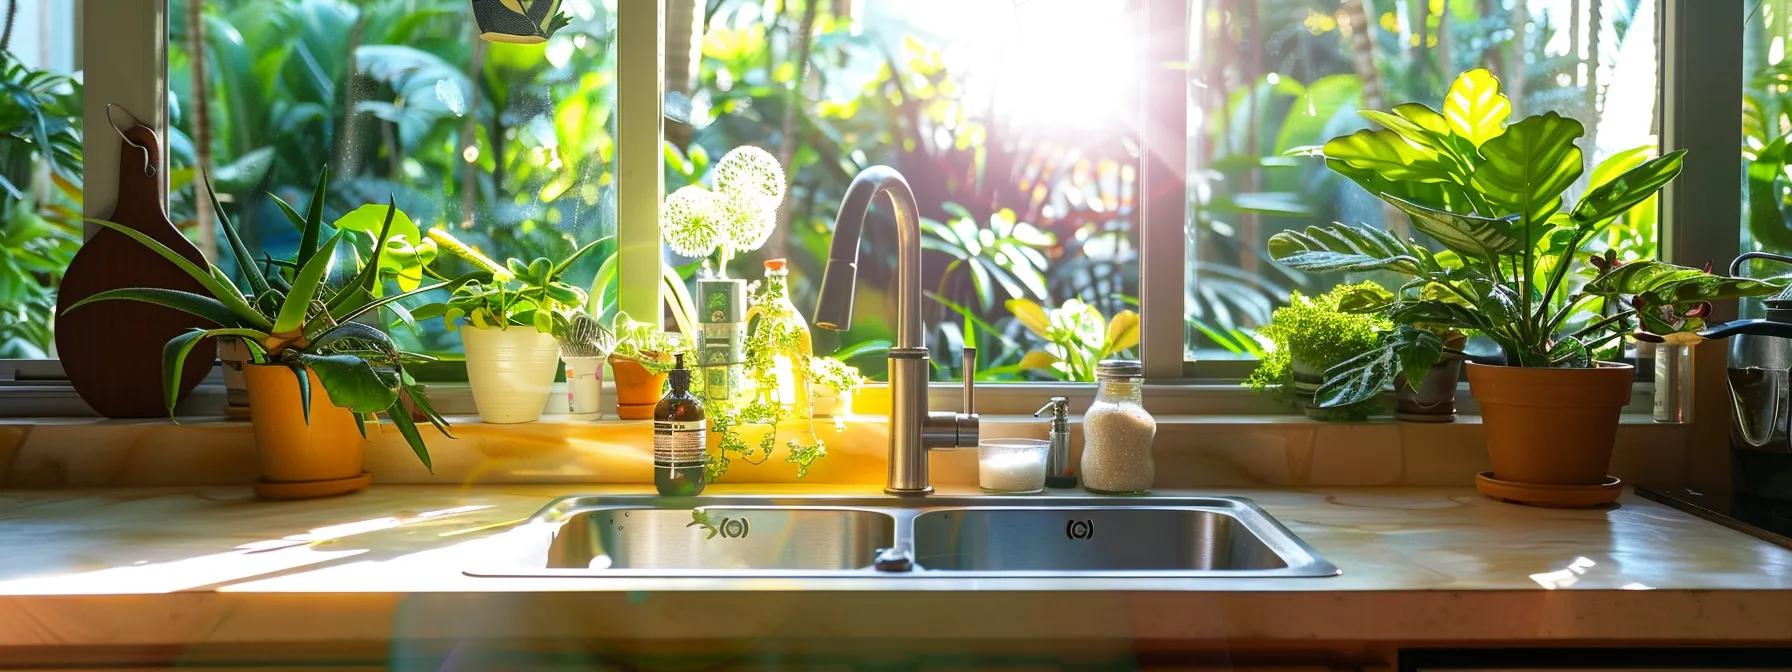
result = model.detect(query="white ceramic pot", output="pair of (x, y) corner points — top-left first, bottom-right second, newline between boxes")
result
(461, 325), (561, 424)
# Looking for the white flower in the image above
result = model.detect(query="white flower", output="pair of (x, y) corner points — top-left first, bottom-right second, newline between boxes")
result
(716, 187), (777, 252)
(714, 145), (786, 210)
(661, 185), (722, 258)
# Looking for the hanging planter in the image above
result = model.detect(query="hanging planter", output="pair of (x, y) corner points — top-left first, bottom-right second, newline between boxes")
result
(470, 0), (571, 44)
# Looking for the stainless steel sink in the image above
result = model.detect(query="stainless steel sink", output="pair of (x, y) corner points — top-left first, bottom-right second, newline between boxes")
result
(467, 495), (1337, 578)
(546, 505), (895, 572)
(911, 506), (1290, 574)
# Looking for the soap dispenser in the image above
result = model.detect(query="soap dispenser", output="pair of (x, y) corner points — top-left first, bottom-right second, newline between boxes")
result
(654, 354), (707, 496)
(1034, 396), (1075, 488)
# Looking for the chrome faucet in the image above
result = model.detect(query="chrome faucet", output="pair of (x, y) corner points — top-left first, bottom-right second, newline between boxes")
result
(814, 166), (978, 495)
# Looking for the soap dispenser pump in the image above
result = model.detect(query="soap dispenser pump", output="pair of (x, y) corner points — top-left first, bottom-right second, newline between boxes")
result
(1035, 396), (1075, 488)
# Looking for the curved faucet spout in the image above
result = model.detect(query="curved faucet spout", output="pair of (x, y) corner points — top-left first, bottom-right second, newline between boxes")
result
(813, 166), (976, 495)
(812, 165), (924, 350)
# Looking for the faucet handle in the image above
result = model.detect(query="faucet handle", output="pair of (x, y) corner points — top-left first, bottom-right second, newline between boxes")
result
(961, 346), (977, 414)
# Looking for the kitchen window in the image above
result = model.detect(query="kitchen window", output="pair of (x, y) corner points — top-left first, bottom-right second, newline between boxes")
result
(0, 0), (1748, 411)
(1183, 0), (1665, 372)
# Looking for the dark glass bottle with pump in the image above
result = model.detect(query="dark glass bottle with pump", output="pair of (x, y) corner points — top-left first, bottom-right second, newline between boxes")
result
(654, 354), (708, 496)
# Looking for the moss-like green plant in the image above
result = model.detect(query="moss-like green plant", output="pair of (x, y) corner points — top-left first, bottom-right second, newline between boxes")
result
(1245, 282), (1389, 420)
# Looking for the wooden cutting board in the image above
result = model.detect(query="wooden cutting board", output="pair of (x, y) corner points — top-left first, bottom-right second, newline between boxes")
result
(55, 122), (217, 417)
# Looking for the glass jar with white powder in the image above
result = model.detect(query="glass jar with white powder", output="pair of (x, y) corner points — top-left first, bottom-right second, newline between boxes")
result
(1081, 359), (1155, 494)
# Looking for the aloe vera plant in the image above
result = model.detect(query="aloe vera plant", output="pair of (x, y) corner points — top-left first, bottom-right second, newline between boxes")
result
(1273, 69), (1786, 407)
(61, 170), (467, 469)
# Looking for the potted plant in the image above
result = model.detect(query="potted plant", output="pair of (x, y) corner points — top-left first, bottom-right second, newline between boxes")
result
(809, 355), (863, 418)
(1243, 283), (1389, 421)
(64, 175), (455, 498)
(608, 312), (680, 420)
(1273, 69), (1783, 503)
(425, 229), (603, 424)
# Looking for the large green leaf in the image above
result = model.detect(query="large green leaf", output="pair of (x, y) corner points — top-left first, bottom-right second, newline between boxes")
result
(1383, 194), (1524, 258)
(1470, 112), (1585, 227)
(1570, 150), (1685, 230)
(1317, 326), (1442, 408)
(1322, 128), (1451, 183)
(63, 287), (249, 328)
(161, 328), (266, 418)
(201, 172), (270, 297)
(1584, 260), (1785, 304)
(296, 353), (398, 414)
(1441, 69), (1511, 147)
(1267, 224), (1429, 275)
(274, 230), (344, 335)
(294, 167), (330, 271)
(1747, 137), (1792, 250)
(82, 219), (269, 329)
(387, 399), (433, 473)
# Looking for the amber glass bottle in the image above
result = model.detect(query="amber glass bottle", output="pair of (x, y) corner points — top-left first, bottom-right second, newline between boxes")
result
(653, 354), (707, 496)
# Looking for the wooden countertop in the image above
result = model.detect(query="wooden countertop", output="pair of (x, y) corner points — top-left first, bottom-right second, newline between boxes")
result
(1, 484), (1790, 656)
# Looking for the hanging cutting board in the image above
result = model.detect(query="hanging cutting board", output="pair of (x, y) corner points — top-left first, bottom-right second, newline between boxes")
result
(55, 117), (217, 418)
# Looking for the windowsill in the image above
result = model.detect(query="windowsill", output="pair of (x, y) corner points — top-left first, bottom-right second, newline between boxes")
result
(0, 379), (1661, 418)
(0, 408), (1697, 490)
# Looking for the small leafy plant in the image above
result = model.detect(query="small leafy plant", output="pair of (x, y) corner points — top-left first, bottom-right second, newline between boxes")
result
(1244, 283), (1390, 420)
(609, 310), (683, 375)
(1007, 298), (1139, 382)
(1274, 68), (1783, 381)
(425, 228), (603, 336)
(63, 171), (459, 468)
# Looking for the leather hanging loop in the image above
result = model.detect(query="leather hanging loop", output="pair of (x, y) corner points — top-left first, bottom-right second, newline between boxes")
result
(104, 103), (156, 180)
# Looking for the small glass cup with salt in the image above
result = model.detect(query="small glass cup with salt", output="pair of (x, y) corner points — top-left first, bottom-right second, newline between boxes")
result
(977, 438), (1049, 494)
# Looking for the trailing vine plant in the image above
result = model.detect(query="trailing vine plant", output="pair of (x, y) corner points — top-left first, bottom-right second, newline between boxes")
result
(706, 274), (827, 481)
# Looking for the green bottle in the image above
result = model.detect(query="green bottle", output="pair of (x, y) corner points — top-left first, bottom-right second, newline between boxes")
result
(654, 354), (708, 496)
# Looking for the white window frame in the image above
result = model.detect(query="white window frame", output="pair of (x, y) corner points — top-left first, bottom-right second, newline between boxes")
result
(4, 0), (1732, 417)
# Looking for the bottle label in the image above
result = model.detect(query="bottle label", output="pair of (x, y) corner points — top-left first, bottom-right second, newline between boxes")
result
(654, 420), (708, 466)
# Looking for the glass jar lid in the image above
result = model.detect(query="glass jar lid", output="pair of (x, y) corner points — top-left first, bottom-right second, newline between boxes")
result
(1095, 359), (1142, 378)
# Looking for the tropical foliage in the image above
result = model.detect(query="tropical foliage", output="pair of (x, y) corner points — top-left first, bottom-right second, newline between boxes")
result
(0, 51), (81, 357)
(1270, 69), (1783, 407)
(62, 172), (457, 467)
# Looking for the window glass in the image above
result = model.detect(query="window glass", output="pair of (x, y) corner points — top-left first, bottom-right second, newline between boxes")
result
(167, 0), (618, 358)
(681, 0), (1143, 382)
(1, 1), (83, 358)
(1745, 0), (1792, 267)
(1185, 0), (1662, 362)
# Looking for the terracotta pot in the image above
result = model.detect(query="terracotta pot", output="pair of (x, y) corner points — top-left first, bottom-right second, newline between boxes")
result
(461, 325), (561, 424)
(610, 355), (667, 420)
(243, 363), (367, 493)
(1466, 362), (1634, 485)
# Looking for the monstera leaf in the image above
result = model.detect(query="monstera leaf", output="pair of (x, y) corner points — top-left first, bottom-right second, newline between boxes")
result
(1268, 224), (1432, 275)
(1470, 112), (1585, 228)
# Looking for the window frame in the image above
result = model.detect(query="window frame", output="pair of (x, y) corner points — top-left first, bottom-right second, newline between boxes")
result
(2, 0), (1737, 416)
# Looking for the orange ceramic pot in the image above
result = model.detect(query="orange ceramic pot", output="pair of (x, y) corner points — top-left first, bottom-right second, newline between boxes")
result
(610, 355), (668, 420)
(244, 363), (368, 491)
(1465, 362), (1634, 485)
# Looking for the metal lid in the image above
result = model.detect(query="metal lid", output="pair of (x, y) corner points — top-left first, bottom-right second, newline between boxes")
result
(1095, 359), (1142, 378)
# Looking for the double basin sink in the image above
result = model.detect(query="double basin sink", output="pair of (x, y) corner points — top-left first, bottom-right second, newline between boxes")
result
(468, 495), (1338, 578)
